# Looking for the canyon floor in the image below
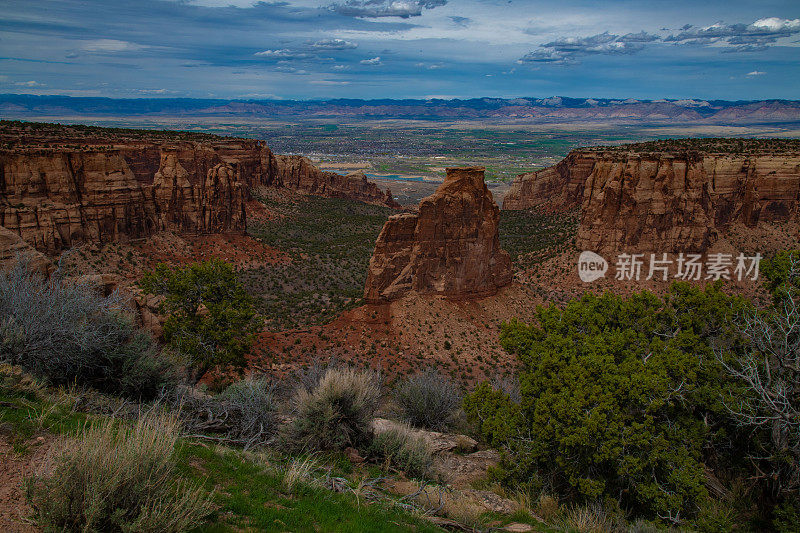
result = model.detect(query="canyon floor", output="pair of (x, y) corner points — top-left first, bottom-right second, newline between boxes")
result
(57, 182), (800, 386)
(56, 187), (576, 385)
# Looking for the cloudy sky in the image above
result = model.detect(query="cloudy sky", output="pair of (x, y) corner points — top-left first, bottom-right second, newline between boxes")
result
(1, 0), (798, 100)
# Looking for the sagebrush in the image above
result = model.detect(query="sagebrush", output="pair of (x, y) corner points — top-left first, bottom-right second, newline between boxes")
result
(394, 368), (462, 431)
(281, 366), (381, 452)
(27, 412), (213, 532)
(367, 425), (433, 479)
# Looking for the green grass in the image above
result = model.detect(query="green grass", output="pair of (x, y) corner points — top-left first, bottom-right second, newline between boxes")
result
(0, 372), (88, 451)
(180, 445), (446, 533)
(242, 194), (393, 329)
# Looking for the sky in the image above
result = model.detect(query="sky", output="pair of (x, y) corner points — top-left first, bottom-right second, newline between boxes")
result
(1, 0), (799, 101)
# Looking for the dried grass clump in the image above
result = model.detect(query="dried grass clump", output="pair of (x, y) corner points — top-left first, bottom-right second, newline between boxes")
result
(535, 493), (560, 522)
(282, 455), (319, 492)
(558, 502), (614, 533)
(27, 412), (212, 532)
(368, 425), (433, 479)
(281, 366), (381, 452)
(393, 368), (461, 431)
(411, 484), (485, 526)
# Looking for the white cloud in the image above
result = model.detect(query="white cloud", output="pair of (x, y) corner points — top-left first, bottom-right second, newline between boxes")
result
(81, 39), (142, 53)
(14, 80), (43, 87)
(254, 49), (304, 58)
(133, 88), (176, 94)
(746, 70), (766, 76)
(360, 56), (382, 65)
(752, 18), (800, 32)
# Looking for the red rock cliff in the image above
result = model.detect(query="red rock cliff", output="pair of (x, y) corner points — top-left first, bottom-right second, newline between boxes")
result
(364, 167), (512, 302)
(504, 147), (800, 253)
(0, 125), (397, 254)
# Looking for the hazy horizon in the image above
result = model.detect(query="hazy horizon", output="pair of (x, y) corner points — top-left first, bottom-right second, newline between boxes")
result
(2, 1), (798, 101)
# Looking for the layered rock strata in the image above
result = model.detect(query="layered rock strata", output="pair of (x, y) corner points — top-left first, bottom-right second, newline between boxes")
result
(0, 132), (397, 254)
(504, 149), (800, 253)
(364, 167), (512, 302)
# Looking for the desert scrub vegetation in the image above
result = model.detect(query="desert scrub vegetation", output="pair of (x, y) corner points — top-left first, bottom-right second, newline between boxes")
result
(465, 283), (750, 521)
(0, 260), (173, 399)
(499, 207), (578, 270)
(281, 366), (381, 452)
(464, 277), (800, 530)
(590, 137), (800, 155)
(140, 258), (258, 382)
(243, 193), (392, 329)
(1, 363), (455, 532)
(176, 375), (280, 449)
(27, 412), (213, 533)
(393, 368), (462, 431)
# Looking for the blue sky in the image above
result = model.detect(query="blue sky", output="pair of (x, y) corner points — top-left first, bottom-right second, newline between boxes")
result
(1, 0), (798, 100)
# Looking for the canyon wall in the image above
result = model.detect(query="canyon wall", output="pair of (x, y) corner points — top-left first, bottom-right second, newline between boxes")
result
(502, 151), (596, 212)
(364, 167), (512, 302)
(0, 129), (397, 255)
(504, 149), (800, 253)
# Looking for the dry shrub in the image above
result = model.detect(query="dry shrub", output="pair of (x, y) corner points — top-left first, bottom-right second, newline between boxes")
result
(0, 363), (44, 397)
(292, 356), (340, 393)
(0, 260), (174, 400)
(281, 366), (381, 452)
(175, 376), (279, 448)
(368, 424), (433, 479)
(412, 485), (485, 526)
(216, 376), (279, 447)
(393, 368), (461, 431)
(26, 412), (213, 532)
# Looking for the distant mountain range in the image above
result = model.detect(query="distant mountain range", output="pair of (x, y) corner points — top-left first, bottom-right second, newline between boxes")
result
(2, 94), (800, 124)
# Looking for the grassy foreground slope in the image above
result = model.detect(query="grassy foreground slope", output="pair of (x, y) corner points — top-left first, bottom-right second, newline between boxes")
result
(0, 369), (449, 533)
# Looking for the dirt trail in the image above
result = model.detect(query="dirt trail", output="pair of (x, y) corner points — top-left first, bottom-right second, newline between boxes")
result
(0, 433), (52, 533)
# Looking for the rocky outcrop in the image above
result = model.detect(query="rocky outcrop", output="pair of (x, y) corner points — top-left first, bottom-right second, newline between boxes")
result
(364, 167), (512, 302)
(0, 225), (51, 275)
(504, 148), (800, 253)
(152, 151), (247, 235)
(274, 157), (399, 207)
(0, 124), (397, 256)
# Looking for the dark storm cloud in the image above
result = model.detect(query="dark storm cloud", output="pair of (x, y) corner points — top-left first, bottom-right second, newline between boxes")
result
(664, 17), (800, 50)
(331, 0), (447, 19)
(449, 16), (471, 28)
(520, 17), (800, 64)
(310, 38), (358, 50)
